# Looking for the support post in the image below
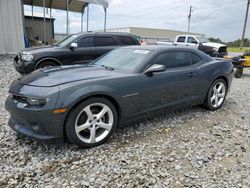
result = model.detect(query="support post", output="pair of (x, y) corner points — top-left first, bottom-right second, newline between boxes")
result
(43, 0), (46, 44)
(104, 7), (107, 32)
(81, 12), (84, 32)
(240, 0), (250, 49)
(66, 0), (69, 35)
(21, 0), (26, 34)
(187, 6), (192, 33)
(31, 4), (34, 37)
(86, 3), (89, 32)
(50, 8), (52, 44)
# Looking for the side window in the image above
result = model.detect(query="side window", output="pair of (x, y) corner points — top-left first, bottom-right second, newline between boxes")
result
(187, 37), (198, 44)
(177, 36), (186, 43)
(116, 36), (137, 45)
(153, 52), (192, 68)
(77, 37), (94, 47)
(191, 53), (202, 64)
(94, 37), (117, 46)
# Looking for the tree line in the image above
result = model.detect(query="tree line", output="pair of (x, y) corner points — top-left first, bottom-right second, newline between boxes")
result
(208, 37), (250, 47)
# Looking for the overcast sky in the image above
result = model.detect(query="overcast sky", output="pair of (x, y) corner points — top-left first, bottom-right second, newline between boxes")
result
(24, 0), (250, 42)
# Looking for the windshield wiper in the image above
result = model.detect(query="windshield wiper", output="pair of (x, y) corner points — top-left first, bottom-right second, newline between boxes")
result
(101, 65), (114, 71)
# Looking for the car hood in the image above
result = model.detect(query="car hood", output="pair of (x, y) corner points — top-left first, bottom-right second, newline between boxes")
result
(18, 65), (123, 87)
(20, 45), (60, 54)
(202, 42), (226, 49)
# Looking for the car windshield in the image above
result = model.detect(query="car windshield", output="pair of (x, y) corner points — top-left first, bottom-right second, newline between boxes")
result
(54, 34), (79, 47)
(94, 48), (152, 73)
(196, 36), (209, 43)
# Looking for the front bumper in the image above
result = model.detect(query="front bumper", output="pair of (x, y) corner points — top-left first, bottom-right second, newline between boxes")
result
(5, 95), (65, 144)
(13, 55), (35, 74)
(210, 51), (228, 58)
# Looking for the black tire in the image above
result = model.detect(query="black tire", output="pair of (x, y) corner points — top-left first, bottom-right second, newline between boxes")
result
(36, 61), (57, 69)
(203, 78), (228, 111)
(234, 68), (243, 78)
(65, 97), (118, 148)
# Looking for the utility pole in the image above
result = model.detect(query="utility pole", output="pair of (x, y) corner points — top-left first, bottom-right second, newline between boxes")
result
(240, 0), (250, 49)
(188, 6), (193, 33)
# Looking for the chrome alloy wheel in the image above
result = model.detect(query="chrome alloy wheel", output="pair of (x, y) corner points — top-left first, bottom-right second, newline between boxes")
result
(74, 103), (114, 144)
(210, 82), (226, 108)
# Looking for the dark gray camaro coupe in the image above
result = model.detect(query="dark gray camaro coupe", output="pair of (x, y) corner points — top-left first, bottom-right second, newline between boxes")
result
(5, 46), (233, 148)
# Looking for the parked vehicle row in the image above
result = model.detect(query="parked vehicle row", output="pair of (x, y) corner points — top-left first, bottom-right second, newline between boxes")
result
(6, 45), (233, 148)
(14, 32), (140, 74)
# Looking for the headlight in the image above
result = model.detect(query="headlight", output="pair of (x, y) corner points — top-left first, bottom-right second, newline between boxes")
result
(21, 53), (34, 61)
(212, 47), (218, 52)
(26, 97), (48, 107)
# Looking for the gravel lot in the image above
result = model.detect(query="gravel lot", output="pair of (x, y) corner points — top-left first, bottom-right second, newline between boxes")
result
(0, 54), (250, 187)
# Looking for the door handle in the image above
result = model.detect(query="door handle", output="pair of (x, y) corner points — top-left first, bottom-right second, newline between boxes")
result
(188, 72), (197, 77)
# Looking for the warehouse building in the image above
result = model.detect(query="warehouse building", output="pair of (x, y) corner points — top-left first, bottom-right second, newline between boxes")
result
(104, 27), (204, 44)
(0, 0), (25, 54)
(0, 0), (204, 54)
(0, 0), (108, 54)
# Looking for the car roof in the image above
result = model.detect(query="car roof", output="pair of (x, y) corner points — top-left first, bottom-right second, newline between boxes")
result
(73, 32), (134, 37)
(120, 45), (196, 51)
(119, 45), (213, 59)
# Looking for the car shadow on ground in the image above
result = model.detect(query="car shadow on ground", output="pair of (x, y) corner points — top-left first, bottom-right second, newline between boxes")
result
(12, 101), (234, 153)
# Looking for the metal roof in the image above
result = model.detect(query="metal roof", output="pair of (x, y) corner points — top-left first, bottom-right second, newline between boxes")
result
(23, 0), (108, 13)
(24, 12), (55, 19)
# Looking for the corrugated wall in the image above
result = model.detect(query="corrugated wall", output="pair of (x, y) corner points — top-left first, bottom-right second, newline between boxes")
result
(25, 17), (54, 44)
(0, 0), (25, 54)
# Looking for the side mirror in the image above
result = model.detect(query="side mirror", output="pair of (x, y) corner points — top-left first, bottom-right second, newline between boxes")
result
(144, 64), (166, 74)
(69, 42), (78, 49)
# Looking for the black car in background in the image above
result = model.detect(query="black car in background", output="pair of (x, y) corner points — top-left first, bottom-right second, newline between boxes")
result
(14, 32), (140, 74)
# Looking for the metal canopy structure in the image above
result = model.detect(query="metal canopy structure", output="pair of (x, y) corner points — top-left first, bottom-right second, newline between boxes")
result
(22, 0), (109, 43)
(23, 0), (109, 13)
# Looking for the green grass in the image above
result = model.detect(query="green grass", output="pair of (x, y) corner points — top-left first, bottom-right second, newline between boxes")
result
(227, 47), (250, 53)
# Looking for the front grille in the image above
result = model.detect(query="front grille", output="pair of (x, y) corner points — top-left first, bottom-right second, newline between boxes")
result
(14, 55), (19, 62)
(12, 95), (27, 103)
(13, 54), (23, 66)
(218, 47), (227, 53)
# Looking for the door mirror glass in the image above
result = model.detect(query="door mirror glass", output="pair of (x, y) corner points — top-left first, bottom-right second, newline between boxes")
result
(144, 64), (166, 74)
(70, 42), (78, 49)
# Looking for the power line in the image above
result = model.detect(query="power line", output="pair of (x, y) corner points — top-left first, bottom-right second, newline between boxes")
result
(107, 3), (244, 24)
(108, 0), (207, 18)
(108, 1), (245, 21)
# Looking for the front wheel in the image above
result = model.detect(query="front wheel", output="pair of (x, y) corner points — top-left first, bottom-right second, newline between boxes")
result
(36, 61), (57, 69)
(65, 98), (118, 148)
(203, 79), (228, 111)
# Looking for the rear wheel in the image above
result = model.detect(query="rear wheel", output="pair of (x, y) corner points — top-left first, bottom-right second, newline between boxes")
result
(65, 97), (118, 148)
(204, 79), (227, 111)
(36, 61), (57, 69)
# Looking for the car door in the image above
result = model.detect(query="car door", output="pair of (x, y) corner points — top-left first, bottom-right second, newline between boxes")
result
(135, 51), (200, 113)
(69, 36), (95, 64)
(186, 36), (199, 48)
(92, 36), (118, 59)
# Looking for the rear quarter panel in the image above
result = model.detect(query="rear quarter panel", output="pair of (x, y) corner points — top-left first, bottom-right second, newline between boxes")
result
(197, 59), (233, 100)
